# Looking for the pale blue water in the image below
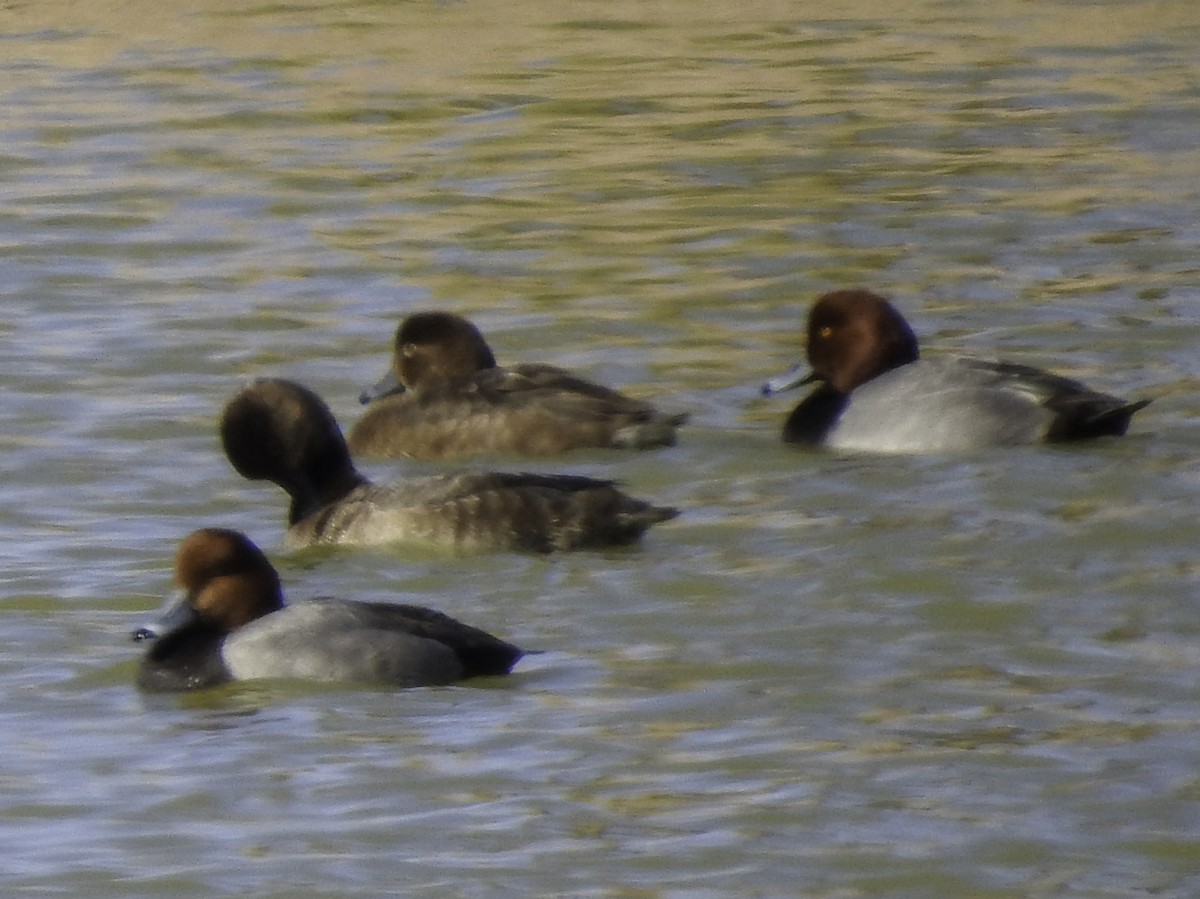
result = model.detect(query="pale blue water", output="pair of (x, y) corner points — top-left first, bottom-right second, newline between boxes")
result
(2, 0), (1200, 895)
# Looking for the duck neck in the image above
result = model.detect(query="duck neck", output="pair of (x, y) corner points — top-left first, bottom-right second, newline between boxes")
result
(286, 468), (369, 526)
(782, 383), (850, 445)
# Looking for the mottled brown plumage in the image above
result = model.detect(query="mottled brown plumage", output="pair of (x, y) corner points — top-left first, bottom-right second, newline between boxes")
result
(349, 311), (687, 459)
(221, 378), (678, 552)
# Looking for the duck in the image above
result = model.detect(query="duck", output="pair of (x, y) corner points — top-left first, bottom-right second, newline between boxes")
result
(133, 528), (524, 691)
(347, 311), (687, 459)
(762, 288), (1150, 453)
(220, 377), (678, 552)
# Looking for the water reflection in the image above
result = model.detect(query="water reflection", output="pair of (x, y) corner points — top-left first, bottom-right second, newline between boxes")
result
(2, 0), (1200, 895)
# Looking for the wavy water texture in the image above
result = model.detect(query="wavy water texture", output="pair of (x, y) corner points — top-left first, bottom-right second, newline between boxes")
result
(1, 0), (1199, 896)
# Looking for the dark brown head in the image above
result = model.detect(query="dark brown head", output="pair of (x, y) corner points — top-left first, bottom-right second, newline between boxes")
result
(220, 378), (366, 523)
(805, 289), (920, 393)
(393, 312), (497, 390)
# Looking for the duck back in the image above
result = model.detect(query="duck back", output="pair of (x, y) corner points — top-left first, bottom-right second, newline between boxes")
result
(288, 472), (679, 553)
(788, 357), (1149, 453)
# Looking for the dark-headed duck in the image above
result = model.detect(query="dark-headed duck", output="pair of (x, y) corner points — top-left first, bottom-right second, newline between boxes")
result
(133, 528), (525, 691)
(348, 311), (687, 459)
(221, 378), (678, 552)
(763, 289), (1150, 453)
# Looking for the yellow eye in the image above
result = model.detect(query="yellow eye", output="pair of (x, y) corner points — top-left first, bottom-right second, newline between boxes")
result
(818, 326), (833, 339)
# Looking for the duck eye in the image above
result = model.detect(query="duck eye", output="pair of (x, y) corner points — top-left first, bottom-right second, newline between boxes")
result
(401, 343), (417, 358)
(818, 326), (833, 339)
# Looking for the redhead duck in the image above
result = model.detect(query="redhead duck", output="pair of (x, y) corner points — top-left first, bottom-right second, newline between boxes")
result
(220, 378), (678, 552)
(347, 311), (687, 459)
(763, 289), (1150, 453)
(133, 528), (524, 691)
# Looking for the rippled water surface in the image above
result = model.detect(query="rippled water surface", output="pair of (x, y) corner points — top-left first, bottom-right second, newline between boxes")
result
(3, 0), (1200, 895)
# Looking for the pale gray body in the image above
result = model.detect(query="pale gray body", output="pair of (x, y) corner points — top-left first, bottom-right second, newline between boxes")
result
(221, 600), (467, 686)
(822, 357), (1061, 452)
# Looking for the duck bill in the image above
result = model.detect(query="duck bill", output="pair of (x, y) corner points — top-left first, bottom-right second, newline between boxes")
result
(131, 589), (198, 642)
(761, 363), (819, 396)
(358, 368), (405, 405)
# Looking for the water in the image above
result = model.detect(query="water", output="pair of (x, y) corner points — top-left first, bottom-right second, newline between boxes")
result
(2, 0), (1200, 894)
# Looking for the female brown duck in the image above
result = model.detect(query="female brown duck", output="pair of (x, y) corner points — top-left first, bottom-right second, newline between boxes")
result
(222, 378), (678, 553)
(349, 311), (687, 459)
